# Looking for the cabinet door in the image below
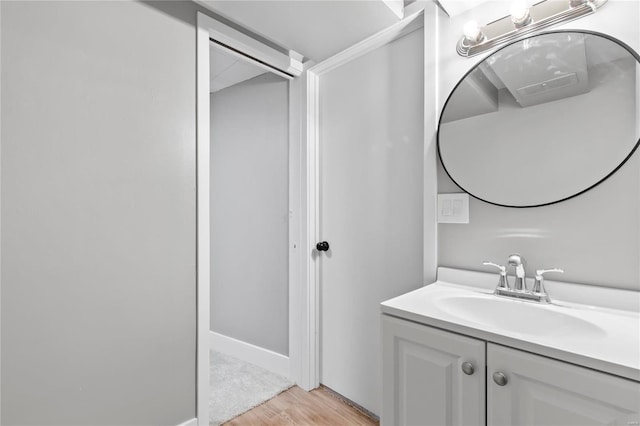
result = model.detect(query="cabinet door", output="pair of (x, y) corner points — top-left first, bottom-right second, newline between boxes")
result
(381, 315), (486, 426)
(488, 343), (640, 425)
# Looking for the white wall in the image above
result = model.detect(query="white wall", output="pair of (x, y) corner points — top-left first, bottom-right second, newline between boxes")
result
(210, 73), (289, 356)
(435, 0), (640, 290)
(0, 1), (207, 424)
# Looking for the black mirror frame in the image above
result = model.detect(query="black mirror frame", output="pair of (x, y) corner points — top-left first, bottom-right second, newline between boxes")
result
(437, 29), (640, 208)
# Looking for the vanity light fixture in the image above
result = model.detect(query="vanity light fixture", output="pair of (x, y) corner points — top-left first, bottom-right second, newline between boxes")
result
(456, 0), (608, 57)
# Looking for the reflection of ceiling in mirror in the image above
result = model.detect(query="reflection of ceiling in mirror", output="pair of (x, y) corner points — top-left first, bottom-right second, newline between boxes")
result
(442, 33), (638, 123)
(482, 33), (591, 108)
(585, 34), (631, 66)
(441, 69), (498, 123)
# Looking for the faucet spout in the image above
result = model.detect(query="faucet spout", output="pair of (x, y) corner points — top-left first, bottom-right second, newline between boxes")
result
(508, 254), (527, 291)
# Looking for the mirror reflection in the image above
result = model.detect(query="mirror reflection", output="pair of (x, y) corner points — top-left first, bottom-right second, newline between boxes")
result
(438, 31), (640, 207)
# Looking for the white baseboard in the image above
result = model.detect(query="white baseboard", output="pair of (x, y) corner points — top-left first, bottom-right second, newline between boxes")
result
(176, 417), (197, 426)
(210, 331), (290, 379)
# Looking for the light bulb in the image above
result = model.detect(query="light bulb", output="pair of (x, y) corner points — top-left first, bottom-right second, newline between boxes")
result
(463, 20), (483, 44)
(510, 0), (532, 27)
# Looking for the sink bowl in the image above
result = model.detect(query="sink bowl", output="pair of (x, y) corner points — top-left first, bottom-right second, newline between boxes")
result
(437, 294), (607, 338)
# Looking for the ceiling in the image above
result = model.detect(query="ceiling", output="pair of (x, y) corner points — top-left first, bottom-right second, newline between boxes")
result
(210, 45), (267, 93)
(196, 0), (403, 63)
(195, 0), (495, 65)
(200, 0), (484, 92)
(435, 0), (492, 17)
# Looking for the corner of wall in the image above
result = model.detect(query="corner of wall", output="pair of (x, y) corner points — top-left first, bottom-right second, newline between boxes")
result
(423, 2), (439, 284)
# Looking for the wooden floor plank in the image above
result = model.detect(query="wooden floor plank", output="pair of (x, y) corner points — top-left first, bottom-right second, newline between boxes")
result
(224, 386), (379, 426)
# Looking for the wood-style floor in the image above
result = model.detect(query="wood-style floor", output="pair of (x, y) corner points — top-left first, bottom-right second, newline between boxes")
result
(224, 386), (379, 425)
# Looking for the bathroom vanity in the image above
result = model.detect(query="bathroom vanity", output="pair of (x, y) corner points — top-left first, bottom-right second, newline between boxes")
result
(380, 268), (640, 425)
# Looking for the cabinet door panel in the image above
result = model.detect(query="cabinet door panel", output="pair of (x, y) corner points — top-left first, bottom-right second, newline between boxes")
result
(488, 343), (640, 426)
(382, 315), (486, 426)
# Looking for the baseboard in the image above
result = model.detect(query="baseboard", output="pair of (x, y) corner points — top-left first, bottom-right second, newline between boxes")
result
(210, 331), (290, 379)
(176, 417), (197, 426)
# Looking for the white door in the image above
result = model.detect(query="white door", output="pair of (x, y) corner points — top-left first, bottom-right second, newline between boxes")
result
(488, 343), (640, 425)
(317, 27), (425, 415)
(381, 316), (486, 426)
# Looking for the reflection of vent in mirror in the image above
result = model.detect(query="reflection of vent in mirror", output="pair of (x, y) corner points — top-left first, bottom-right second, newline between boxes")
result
(516, 73), (579, 97)
(486, 33), (590, 108)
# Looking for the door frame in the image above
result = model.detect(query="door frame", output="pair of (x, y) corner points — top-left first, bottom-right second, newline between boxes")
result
(196, 12), (304, 425)
(303, 8), (431, 389)
(196, 5), (437, 422)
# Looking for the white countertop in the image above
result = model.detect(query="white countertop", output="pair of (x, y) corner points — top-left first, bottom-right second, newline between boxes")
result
(381, 268), (640, 382)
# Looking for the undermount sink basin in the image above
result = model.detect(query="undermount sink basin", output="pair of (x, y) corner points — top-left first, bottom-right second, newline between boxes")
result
(436, 294), (607, 338)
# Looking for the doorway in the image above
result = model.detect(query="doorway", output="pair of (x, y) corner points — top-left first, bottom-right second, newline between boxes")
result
(196, 9), (436, 426)
(209, 45), (289, 368)
(196, 12), (305, 426)
(208, 43), (292, 424)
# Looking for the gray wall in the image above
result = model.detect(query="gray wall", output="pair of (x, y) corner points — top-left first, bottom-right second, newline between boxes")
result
(1, 1), (203, 424)
(435, 0), (640, 290)
(210, 73), (289, 356)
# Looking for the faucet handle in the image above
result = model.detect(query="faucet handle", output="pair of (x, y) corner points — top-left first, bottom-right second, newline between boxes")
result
(483, 261), (506, 273)
(532, 268), (564, 294)
(483, 261), (509, 289)
(536, 268), (564, 277)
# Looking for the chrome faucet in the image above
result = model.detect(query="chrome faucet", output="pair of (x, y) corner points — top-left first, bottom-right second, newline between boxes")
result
(483, 256), (563, 304)
(507, 254), (526, 291)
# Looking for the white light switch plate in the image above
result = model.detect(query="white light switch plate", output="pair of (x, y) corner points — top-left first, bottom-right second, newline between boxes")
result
(438, 193), (469, 224)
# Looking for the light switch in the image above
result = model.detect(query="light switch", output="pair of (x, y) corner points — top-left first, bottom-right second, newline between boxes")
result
(452, 199), (463, 215)
(441, 199), (452, 216)
(438, 193), (469, 224)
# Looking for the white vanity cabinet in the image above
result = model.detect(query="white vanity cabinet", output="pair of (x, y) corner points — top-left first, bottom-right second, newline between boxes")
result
(382, 314), (640, 426)
(488, 343), (640, 425)
(381, 315), (486, 426)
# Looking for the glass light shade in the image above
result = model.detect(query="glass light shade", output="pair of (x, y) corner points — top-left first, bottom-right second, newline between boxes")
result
(463, 20), (483, 43)
(510, 0), (532, 26)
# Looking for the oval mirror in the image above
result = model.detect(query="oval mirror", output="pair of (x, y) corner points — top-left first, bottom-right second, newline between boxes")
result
(438, 31), (640, 207)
